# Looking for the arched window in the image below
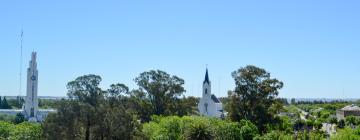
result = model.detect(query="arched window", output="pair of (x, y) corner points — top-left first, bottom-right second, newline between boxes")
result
(205, 88), (208, 94)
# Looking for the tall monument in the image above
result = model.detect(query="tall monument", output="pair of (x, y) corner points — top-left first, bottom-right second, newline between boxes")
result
(24, 52), (39, 121)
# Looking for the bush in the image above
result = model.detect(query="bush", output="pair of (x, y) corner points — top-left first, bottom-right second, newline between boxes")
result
(14, 113), (25, 124)
(239, 120), (259, 140)
(9, 122), (42, 140)
(184, 120), (213, 140)
(331, 127), (360, 140)
(0, 121), (12, 138)
(0, 121), (42, 140)
(142, 116), (259, 140)
(254, 131), (293, 140)
(338, 119), (345, 128)
(215, 122), (241, 140)
(0, 114), (15, 122)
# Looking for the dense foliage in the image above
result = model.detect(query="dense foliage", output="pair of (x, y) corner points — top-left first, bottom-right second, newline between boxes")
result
(0, 121), (42, 139)
(143, 116), (258, 140)
(1, 66), (360, 139)
(227, 65), (284, 132)
(42, 75), (140, 140)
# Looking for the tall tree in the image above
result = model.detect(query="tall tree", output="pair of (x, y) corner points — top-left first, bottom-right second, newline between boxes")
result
(134, 70), (186, 117)
(1, 97), (11, 109)
(227, 65), (283, 132)
(43, 75), (139, 140)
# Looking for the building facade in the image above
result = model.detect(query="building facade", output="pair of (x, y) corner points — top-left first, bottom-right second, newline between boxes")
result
(336, 105), (360, 120)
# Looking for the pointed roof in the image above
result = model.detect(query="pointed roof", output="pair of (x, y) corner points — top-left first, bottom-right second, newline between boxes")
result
(203, 68), (210, 84)
(211, 94), (220, 103)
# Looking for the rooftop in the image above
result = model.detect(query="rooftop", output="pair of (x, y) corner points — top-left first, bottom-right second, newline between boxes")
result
(340, 105), (360, 111)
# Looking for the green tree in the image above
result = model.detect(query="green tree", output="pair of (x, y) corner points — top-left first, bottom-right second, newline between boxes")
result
(1, 97), (11, 109)
(338, 119), (345, 129)
(134, 70), (186, 117)
(14, 113), (25, 124)
(290, 98), (296, 105)
(345, 116), (358, 127)
(42, 74), (139, 140)
(227, 65), (284, 132)
(329, 117), (338, 124)
(42, 100), (82, 140)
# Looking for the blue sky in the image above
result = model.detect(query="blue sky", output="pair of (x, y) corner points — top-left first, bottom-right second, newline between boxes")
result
(0, 0), (359, 98)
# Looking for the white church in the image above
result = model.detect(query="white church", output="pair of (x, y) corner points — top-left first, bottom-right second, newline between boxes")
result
(0, 52), (55, 122)
(198, 69), (224, 118)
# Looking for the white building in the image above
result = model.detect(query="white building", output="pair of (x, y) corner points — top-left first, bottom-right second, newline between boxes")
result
(336, 104), (360, 120)
(198, 69), (224, 118)
(0, 52), (55, 122)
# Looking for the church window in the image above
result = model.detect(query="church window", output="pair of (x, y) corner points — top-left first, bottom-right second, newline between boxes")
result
(205, 89), (207, 94)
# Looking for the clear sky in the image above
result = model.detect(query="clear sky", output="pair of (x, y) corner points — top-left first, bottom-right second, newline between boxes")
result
(0, 0), (359, 98)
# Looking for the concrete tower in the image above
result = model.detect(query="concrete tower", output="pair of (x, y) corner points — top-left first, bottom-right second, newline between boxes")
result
(24, 52), (39, 121)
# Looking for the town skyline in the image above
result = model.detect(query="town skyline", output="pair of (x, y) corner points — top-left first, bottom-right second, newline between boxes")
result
(1, 0), (359, 98)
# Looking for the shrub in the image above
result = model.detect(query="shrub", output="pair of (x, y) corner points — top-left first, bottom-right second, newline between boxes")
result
(0, 121), (13, 138)
(254, 131), (293, 140)
(184, 119), (213, 140)
(9, 122), (42, 140)
(142, 116), (259, 140)
(331, 127), (360, 140)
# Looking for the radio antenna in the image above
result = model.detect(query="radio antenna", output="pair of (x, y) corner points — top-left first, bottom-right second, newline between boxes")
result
(19, 29), (23, 96)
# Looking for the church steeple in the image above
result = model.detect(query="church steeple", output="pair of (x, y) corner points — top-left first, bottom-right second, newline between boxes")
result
(204, 68), (210, 84)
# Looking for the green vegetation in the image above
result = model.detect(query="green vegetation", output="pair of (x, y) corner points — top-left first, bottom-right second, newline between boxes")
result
(143, 116), (258, 140)
(1, 65), (360, 139)
(41, 71), (198, 139)
(0, 96), (12, 109)
(0, 121), (42, 140)
(226, 65), (284, 132)
(331, 127), (360, 140)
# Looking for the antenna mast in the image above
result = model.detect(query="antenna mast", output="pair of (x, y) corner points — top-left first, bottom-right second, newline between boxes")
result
(19, 29), (23, 96)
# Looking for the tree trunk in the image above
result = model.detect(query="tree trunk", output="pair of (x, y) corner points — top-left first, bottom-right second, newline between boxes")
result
(85, 116), (91, 140)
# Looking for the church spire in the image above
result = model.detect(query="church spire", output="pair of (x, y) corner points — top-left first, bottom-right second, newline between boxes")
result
(204, 68), (210, 84)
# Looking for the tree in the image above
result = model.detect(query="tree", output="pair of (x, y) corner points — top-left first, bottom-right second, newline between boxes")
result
(227, 65), (284, 132)
(329, 117), (338, 124)
(43, 74), (139, 140)
(134, 70), (186, 117)
(345, 116), (358, 127)
(1, 97), (11, 109)
(14, 113), (25, 124)
(338, 119), (345, 129)
(269, 99), (285, 114)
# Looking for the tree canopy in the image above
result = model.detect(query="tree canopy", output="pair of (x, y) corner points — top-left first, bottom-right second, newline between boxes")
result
(226, 65), (284, 132)
(42, 74), (140, 140)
